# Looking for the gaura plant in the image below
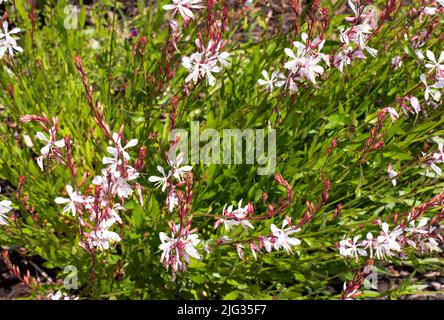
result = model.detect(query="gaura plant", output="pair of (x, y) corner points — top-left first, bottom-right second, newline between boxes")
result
(0, 0), (443, 300)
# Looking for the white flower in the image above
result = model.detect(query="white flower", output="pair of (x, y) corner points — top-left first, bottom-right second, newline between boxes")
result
(284, 46), (304, 72)
(107, 132), (138, 161)
(54, 184), (88, 216)
(36, 129), (65, 157)
(334, 47), (353, 74)
(114, 176), (135, 198)
(232, 200), (254, 230)
(382, 107), (399, 122)
(433, 143), (444, 163)
(375, 222), (402, 259)
(85, 218), (121, 251)
(387, 163), (398, 187)
(102, 152), (121, 173)
(159, 231), (176, 265)
(423, 237), (442, 253)
(215, 200), (253, 231)
(339, 235), (368, 261)
(270, 219), (301, 254)
(48, 291), (63, 300)
(236, 243), (244, 260)
(47, 290), (78, 300)
(284, 45), (324, 85)
(200, 61), (221, 86)
(257, 70), (285, 92)
(148, 165), (171, 192)
(410, 96), (421, 114)
(182, 53), (202, 83)
(391, 55), (403, 70)
(159, 226), (201, 269)
(424, 7), (437, 15)
(426, 160), (442, 176)
(0, 189), (12, 226)
(425, 50), (444, 72)
(167, 189), (179, 213)
(182, 39), (230, 87)
(184, 233), (201, 260)
(420, 74), (443, 102)
(300, 56), (324, 85)
(0, 21), (23, 58)
(215, 203), (239, 231)
(362, 232), (375, 258)
(168, 153), (193, 181)
(110, 203), (124, 224)
(217, 51), (231, 67)
(163, 0), (203, 20)
(404, 218), (429, 236)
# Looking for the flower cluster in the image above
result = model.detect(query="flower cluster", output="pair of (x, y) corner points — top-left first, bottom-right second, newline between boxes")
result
(46, 290), (79, 300)
(258, 0), (381, 92)
(339, 217), (442, 262)
(163, 0), (203, 21)
(266, 218), (302, 255)
(182, 39), (231, 86)
(159, 222), (201, 280)
(222, 216), (302, 261)
(52, 131), (141, 252)
(258, 32), (329, 92)
(20, 115), (65, 171)
(150, 151), (200, 277)
(214, 199), (254, 231)
(149, 152), (192, 212)
(333, 1), (378, 74)
(82, 132), (140, 251)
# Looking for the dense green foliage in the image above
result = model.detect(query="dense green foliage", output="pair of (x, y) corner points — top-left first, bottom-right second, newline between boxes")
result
(0, 0), (443, 299)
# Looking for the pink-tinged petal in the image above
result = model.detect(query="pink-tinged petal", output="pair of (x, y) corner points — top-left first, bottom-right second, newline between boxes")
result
(40, 144), (50, 156)
(284, 48), (296, 59)
(425, 63), (435, 69)
(179, 165), (193, 172)
(0, 200), (12, 207)
(163, 4), (176, 10)
(180, 6), (194, 19)
(258, 79), (268, 86)
(430, 163), (442, 175)
(312, 65), (324, 74)
(102, 156), (116, 164)
(55, 197), (70, 204)
(420, 74), (427, 86)
(36, 156), (44, 171)
(261, 70), (268, 80)
(9, 28), (21, 34)
(287, 237), (301, 246)
(410, 96), (420, 113)
(36, 132), (49, 143)
(426, 50), (436, 63)
(65, 184), (73, 196)
(13, 45), (23, 53)
(54, 139), (65, 148)
(148, 176), (162, 182)
(125, 139), (138, 149)
(270, 224), (279, 235)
